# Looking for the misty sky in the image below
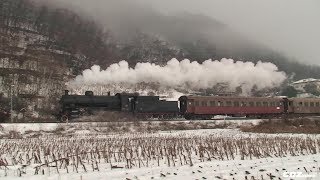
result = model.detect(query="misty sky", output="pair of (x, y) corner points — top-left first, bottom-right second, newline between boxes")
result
(46, 0), (320, 65)
(140, 0), (320, 65)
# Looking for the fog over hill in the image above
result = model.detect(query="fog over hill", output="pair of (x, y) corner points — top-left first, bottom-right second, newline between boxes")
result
(143, 0), (320, 66)
(37, 0), (268, 58)
(38, 0), (320, 66)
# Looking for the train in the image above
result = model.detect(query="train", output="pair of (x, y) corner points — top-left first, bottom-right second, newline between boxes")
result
(59, 90), (320, 121)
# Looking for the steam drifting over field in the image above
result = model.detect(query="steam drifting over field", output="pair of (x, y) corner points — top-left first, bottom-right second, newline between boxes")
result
(69, 58), (286, 95)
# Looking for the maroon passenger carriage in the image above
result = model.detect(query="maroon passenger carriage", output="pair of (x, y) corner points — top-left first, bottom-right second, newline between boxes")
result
(179, 96), (287, 119)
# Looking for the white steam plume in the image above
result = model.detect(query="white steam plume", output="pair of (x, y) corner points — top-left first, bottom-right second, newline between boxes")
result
(69, 58), (286, 95)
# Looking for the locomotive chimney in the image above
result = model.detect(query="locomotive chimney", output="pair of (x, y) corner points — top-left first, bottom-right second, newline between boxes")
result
(108, 91), (111, 96)
(65, 90), (69, 95)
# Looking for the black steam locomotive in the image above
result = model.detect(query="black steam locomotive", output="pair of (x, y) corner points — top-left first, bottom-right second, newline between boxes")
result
(59, 90), (179, 121)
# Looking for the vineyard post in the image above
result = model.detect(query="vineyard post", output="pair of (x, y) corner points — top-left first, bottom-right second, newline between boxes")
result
(10, 84), (14, 123)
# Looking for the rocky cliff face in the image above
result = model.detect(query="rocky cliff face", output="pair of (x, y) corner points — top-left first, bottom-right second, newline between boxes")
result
(0, 22), (74, 121)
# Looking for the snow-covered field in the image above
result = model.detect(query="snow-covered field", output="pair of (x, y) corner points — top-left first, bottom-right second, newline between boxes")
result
(1, 154), (318, 180)
(0, 123), (320, 180)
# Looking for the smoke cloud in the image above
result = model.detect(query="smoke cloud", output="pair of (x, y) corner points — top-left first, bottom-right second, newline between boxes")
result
(69, 58), (287, 95)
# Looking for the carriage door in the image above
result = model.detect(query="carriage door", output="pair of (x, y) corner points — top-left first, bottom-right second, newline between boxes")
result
(283, 98), (289, 113)
(287, 100), (294, 113)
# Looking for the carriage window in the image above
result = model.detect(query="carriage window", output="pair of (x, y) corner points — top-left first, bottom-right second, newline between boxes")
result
(201, 101), (207, 106)
(226, 101), (232, 106)
(288, 102), (293, 106)
(299, 102), (303, 106)
(263, 102), (268, 107)
(310, 102), (314, 107)
(270, 102), (275, 107)
(217, 101), (223, 107)
(234, 101), (240, 107)
(195, 101), (199, 106)
(256, 102), (261, 107)
(241, 102), (247, 107)
(316, 102), (320, 107)
(249, 102), (254, 107)
(304, 102), (309, 107)
(210, 101), (215, 106)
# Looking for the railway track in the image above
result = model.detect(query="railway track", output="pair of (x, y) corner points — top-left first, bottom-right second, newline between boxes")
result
(2, 116), (320, 124)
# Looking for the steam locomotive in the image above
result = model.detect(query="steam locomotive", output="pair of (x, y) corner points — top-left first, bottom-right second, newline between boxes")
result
(59, 90), (179, 121)
(59, 90), (320, 121)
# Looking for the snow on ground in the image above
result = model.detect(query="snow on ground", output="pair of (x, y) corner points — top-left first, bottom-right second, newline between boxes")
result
(0, 123), (58, 134)
(1, 152), (319, 180)
(0, 118), (261, 135)
(163, 128), (320, 138)
(1, 122), (320, 179)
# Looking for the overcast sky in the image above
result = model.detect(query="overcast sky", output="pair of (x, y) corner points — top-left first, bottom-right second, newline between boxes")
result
(137, 0), (320, 65)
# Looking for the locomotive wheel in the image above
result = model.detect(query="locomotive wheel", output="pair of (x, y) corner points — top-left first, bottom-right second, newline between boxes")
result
(61, 115), (69, 123)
